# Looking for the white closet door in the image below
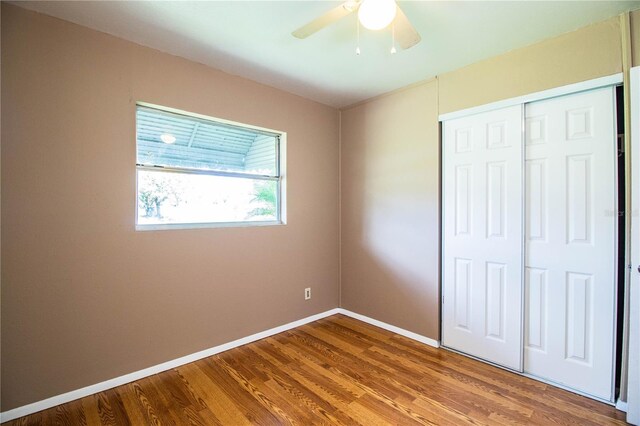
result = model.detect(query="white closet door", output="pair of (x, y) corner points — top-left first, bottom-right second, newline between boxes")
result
(524, 87), (617, 401)
(442, 105), (524, 371)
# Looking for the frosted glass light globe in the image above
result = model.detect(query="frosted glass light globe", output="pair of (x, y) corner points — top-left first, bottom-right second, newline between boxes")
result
(358, 0), (397, 31)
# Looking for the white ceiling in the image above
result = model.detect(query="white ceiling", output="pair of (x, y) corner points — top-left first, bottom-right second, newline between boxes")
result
(13, 1), (640, 108)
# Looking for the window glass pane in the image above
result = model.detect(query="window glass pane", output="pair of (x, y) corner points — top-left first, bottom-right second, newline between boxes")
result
(137, 170), (278, 225)
(136, 107), (277, 176)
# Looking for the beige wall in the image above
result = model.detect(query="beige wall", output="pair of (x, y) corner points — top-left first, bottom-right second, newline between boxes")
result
(340, 16), (627, 343)
(439, 17), (622, 114)
(1, 4), (339, 411)
(340, 81), (440, 338)
(632, 10), (640, 66)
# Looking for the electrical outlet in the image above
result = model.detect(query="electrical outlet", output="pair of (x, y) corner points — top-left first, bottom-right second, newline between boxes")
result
(304, 287), (311, 300)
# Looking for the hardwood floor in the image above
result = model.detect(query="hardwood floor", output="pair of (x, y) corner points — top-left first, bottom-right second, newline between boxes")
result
(6, 314), (627, 425)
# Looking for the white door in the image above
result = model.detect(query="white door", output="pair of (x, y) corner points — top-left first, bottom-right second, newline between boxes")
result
(524, 87), (617, 401)
(442, 105), (524, 371)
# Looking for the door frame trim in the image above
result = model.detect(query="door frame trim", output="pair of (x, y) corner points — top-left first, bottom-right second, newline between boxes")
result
(439, 73), (623, 122)
(625, 66), (640, 423)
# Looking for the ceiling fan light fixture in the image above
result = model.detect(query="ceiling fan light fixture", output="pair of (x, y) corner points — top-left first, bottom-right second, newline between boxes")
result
(358, 0), (397, 31)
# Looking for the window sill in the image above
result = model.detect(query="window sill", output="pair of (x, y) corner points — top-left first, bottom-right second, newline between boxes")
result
(135, 220), (284, 232)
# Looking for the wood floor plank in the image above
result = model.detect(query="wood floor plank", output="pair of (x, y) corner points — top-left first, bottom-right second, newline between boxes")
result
(252, 346), (358, 408)
(378, 334), (620, 424)
(114, 383), (158, 426)
(366, 346), (535, 421)
(4, 314), (628, 425)
(198, 357), (288, 424)
(267, 337), (368, 398)
(147, 374), (198, 425)
(93, 390), (119, 426)
(80, 396), (103, 426)
(240, 346), (347, 413)
(104, 388), (133, 425)
(176, 363), (248, 426)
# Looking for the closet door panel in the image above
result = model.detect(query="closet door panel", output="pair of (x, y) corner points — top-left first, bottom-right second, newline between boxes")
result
(524, 87), (616, 401)
(442, 105), (523, 371)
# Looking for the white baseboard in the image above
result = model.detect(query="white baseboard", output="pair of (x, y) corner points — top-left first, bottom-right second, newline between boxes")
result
(1, 307), (441, 423)
(616, 399), (628, 412)
(336, 308), (440, 348)
(0, 308), (341, 423)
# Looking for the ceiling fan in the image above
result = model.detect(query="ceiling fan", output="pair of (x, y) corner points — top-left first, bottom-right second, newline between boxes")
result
(292, 0), (421, 51)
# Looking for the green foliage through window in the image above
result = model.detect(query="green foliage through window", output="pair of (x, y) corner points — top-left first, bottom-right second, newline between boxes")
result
(249, 181), (277, 218)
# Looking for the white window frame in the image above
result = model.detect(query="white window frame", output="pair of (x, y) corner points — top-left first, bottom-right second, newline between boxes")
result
(135, 103), (286, 231)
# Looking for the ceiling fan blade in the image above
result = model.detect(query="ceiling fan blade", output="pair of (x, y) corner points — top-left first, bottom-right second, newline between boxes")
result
(292, 3), (356, 39)
(395, 5), (421, 50)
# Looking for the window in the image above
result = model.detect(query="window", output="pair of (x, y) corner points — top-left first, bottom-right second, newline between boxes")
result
(136, 105), (284, 229)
